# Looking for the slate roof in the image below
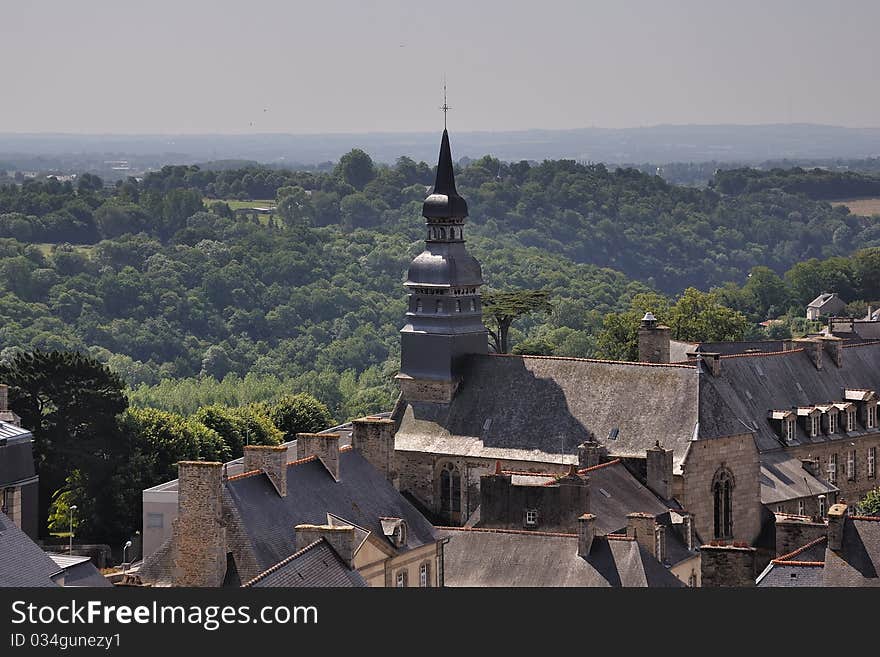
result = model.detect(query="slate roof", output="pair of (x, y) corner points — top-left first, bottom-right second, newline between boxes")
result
(823, 516), (880, 587)
(578, 461), (670, 534)
(225, 449), (437, 572)
(0, 511), (61, 587)
(243, 539), (367, 588)
(437, 527), (683, 587)
(759, 451), (837, 504)
(394, 354), (716, 474)
(700, 343), (880, 453)
(46, 555), (112, 588)
(757, 517), (880, 587)
(0, 422), (36, 486)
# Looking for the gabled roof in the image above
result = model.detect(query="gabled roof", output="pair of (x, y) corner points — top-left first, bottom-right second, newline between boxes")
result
(823, 516), (880, 587)
(46, 554), (112, 587)
(225, 449), (437, 572)
(699, 343), (880, 452)
(243, 539), (367, 588)
(0, 511), (60, 587)
(808, 293), (841, 308)
(395, 354), (707, 474)
(437, 527), (683, 587)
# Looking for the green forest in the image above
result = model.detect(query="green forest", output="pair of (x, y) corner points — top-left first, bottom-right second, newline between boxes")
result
(2, 153), (879, 544)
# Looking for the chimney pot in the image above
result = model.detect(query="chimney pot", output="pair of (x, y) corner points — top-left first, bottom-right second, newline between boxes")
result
(243, 444), (288, 496)
(827, 503), (848, 551)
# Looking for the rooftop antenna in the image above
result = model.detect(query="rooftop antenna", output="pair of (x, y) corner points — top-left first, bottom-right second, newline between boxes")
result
(440, 76), (450, 129)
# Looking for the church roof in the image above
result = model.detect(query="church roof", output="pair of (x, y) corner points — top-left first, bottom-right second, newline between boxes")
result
(698, 342), (880, 453)
(394, 353), (743, 474)
(422, 129), (468, 219)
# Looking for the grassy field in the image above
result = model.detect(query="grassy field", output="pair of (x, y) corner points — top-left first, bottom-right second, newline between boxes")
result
(205, 198), (279, 226)
(831, 198), (880, 216)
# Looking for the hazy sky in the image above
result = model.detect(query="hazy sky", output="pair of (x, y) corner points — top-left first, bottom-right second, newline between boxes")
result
(2, 0), (879, 134)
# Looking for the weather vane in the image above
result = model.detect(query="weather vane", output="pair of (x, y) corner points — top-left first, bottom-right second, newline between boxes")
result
(440, 77), (450, 129)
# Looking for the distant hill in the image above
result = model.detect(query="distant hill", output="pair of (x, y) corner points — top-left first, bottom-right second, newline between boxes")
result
(3, 124), (880, 169)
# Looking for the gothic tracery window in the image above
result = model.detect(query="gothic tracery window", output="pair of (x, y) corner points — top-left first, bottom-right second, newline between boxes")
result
(712, 467), (734, 539)
(439, 462), (461, 517)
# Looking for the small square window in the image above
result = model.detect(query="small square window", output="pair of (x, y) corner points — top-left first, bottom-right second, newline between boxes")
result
(524, 509), (539, 527)
(146, 513), (164, 529)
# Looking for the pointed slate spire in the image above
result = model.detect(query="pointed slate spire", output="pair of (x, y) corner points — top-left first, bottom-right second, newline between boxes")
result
(423, 129), (468, 218)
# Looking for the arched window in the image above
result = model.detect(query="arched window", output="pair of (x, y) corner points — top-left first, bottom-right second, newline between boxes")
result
(712, 468), (734, 539)
(439, 462), (461, 517)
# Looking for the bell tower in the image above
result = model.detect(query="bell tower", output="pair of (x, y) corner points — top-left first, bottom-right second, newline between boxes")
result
(396, 129), (487, 403)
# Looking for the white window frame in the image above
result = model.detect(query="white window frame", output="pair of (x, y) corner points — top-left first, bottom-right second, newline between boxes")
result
(524, 509), (539, 527)
(828, 413), (836, 435)
(419, 562), (429, 588)
(797, 499), (805, 516)
(785, 418), (796, 441)
(847, 410), (856, 432)
(396, 570), (407, 588)
(868, 446), (876, 479)
(828, 454), (838, 485)
(847, 450), (856, 481)
(819, 496), (827, 517)
(775, 505), (784, 514)
(810, 415), (819, 437)
(868, 404), (877, 429)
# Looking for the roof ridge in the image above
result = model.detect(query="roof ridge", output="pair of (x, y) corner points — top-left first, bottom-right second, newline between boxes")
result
(435, 526), (577, 538)
(286, 455), (318, 467)
(486, 353), (696, 370)
(605, 533), (635, 541)
(842, 340), (880, 349)
(500, 470), (557, 477)
(773, 535), (827, 563)
(241, 538), (326, 587)
(578, 458), (622, 474)
(227, 468), (261, 482)
(719, 348), (805, 360)
(850, 515), (880, 522)
(770, 560), (825, 567)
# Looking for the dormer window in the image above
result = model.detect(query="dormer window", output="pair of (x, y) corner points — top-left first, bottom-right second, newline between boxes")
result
(847, 408), (856, 432)
(868, 404), (877, 430)
(380, 517), (408, 548)
(810, 414), (819, 437)
(828, 411), (837, 435)
(770, 410), (796, 442)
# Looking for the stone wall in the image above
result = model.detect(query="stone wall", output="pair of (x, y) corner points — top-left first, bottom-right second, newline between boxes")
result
(397, 378), (459, 404)
(479, 469), (589, 533)
(787, 432), (880, 508)
(243, 445), (289, 494)
(700, 545), (756, 587)
(774, 515), (827, 558)
(352, 418), (396, 484)
(681, 433), (761, 545)
(295, 434), (339, 482)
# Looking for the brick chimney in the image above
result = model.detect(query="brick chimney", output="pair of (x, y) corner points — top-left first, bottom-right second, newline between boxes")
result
(820, 336), (843, 368)
(627, 512), (662, 558)
(577, 513), (595, 558)
(351, 417), (397, 484)
(295, 524), (357, 568)
(827, 503), (847, 551)
(171, 461), (227, 587)
(794, 338), (823, 370)
(243, 445), (288, 496)
(577, 439), (607, 469)
(646, 441), (673, 500)
(296, 433), (340, 481)
(700, 544), (756, 587)
(638, 312), (671, 363)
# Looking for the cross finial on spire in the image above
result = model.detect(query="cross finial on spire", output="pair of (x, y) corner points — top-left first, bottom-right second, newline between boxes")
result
(440, 77), (450, 129)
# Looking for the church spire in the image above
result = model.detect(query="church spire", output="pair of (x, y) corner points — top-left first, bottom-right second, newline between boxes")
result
(423, 129), (468, 219)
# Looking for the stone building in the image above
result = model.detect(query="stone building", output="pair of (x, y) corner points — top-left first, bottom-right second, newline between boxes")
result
(138, 423), (442, 587)
(806, 292), (846, 321)
(383, 127), (880, 568)
(0, 384), (39, 540)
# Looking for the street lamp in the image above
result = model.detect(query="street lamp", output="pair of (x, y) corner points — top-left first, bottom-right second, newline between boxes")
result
(122, 540), (133, 573)
(68, 505), (77, 554)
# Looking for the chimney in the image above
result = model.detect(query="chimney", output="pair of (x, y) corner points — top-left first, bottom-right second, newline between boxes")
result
(679, 512), (694, 551)
(820, 336), (843, 368)
(577, 513), (595, 558)
(700, 543), (756, 587)
(243, 445), (288, 496)
(801, 457), (819, 477)
(577, 439), (607, 469)
(351, 417), (397, 484)
(646, 441), (673, 500)
(295, 524), (357, 568)
(638, 312), (671, 363)
(627, 512), (659, 557)
(827, 503), (847, 551)
(0, 383), (21, 426)
(794, 338), (823, 370)
(171, 461), (227, 587)
(296, 433), (340, 481)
